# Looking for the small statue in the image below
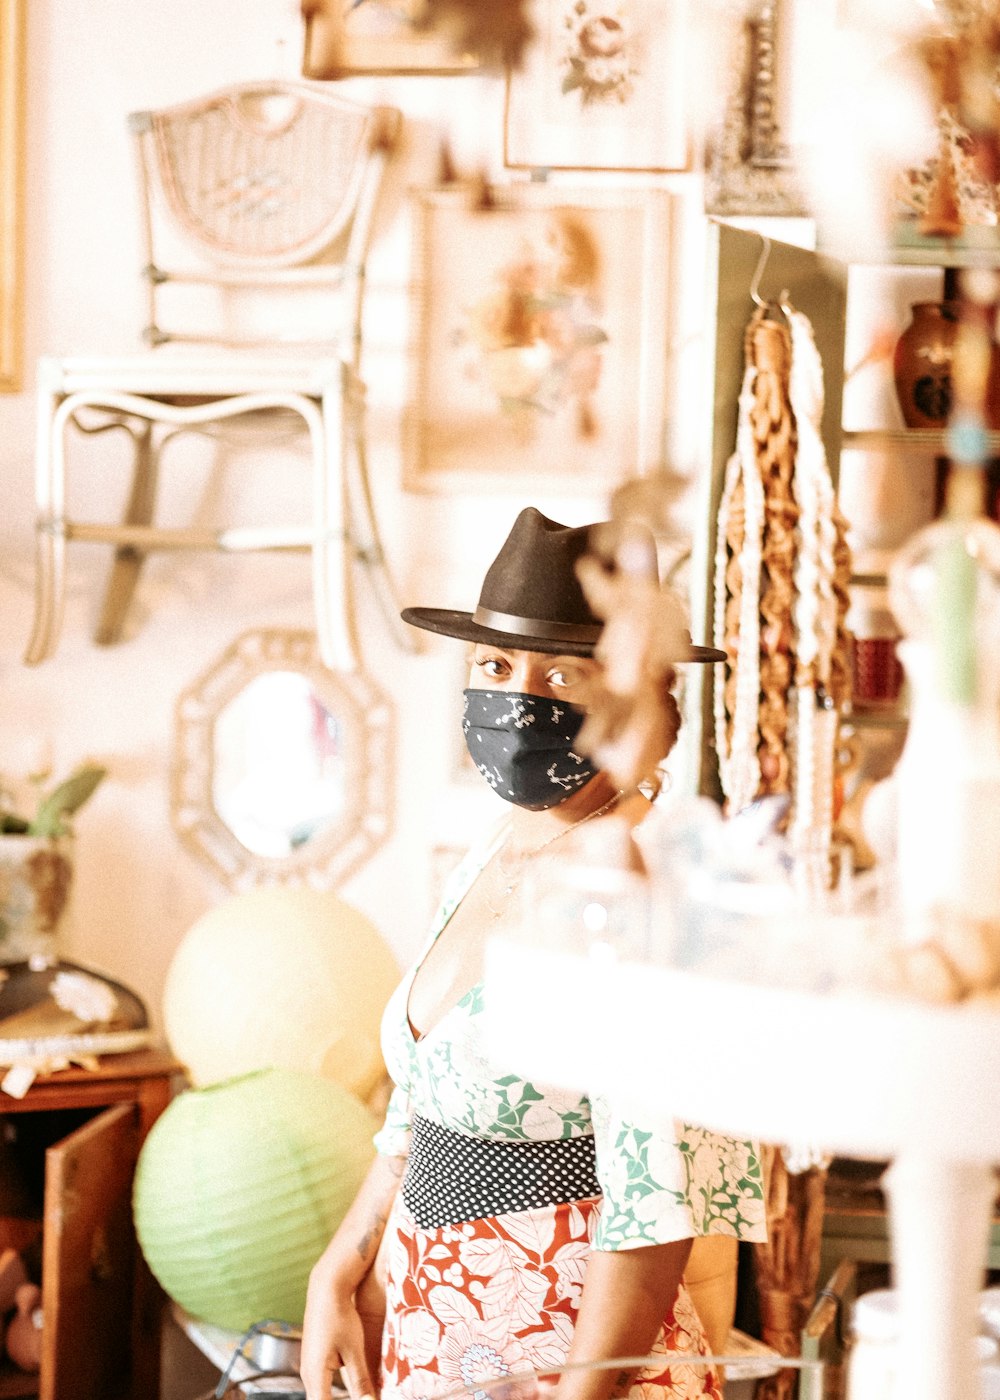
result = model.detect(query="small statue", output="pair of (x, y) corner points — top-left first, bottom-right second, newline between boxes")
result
(5, 1282), (42, 1373)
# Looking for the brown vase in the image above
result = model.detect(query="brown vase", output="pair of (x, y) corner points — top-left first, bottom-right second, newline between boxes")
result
(893, 301), (959, 430)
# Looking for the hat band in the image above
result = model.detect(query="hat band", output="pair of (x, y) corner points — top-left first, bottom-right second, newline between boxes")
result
(472, 606), (602, 645)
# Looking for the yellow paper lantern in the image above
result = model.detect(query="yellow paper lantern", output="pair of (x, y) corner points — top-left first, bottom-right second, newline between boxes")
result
(163, 887), (399, 1100)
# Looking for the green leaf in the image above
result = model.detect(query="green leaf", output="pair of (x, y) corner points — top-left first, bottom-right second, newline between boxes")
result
(29, 765), (106, 838)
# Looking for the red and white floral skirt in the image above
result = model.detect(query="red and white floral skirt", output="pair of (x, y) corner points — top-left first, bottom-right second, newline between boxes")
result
(379, 1194), (722, 1400)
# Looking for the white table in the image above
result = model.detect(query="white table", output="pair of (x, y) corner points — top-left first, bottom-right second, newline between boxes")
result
(485, 940), (1000, 1400)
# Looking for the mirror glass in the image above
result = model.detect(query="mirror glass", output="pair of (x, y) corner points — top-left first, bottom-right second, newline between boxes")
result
(212, 671), (347, 858)
(172, 629), (393, 891)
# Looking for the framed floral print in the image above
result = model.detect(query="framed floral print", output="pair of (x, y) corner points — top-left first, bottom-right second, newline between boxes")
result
(404, 184), (673, 495)
(504, 0), (692, 173)
(301, 0), (480, 78)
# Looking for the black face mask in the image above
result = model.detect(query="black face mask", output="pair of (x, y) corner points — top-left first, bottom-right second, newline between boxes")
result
(462, 688), (597, 810)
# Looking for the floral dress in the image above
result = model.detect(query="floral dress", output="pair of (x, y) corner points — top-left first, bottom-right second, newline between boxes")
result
(374, 831), (767, 1400)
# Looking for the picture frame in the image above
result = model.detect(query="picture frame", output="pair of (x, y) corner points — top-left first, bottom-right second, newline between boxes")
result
(301, 0), (480, 78)
(504, 0), (692, 173)
(703, 0), (809, 218)
(0, 0), (25, 392)
(404, 183), (673, 495)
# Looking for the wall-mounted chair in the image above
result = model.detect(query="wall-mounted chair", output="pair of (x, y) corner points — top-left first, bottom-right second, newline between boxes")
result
(25, 80), (406, 671)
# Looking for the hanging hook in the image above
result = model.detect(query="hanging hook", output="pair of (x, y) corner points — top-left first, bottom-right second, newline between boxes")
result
(748, 234), (790, 326)
(749, 235), (772, 310)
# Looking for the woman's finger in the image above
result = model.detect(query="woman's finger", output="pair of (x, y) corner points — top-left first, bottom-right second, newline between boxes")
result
(302, 1359), (337, 1400)
(339, 1353), (376, 1400)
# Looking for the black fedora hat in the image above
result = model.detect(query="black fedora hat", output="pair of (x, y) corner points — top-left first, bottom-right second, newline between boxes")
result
(401, 507), (726, 662)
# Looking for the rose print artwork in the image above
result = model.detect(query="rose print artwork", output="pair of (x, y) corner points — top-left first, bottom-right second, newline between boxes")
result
(405, 185), (671, 493)
(505, 1), (690, 172)
(560, 6), (637, 106)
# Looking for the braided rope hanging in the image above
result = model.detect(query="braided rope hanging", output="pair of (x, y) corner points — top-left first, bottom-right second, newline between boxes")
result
(713, 357), (765, 814)
(786, 309), (853, 885)
(714, 300), (853, 882)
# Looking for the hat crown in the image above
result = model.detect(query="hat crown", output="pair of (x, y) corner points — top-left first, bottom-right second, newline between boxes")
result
(476, 508), (599, 629)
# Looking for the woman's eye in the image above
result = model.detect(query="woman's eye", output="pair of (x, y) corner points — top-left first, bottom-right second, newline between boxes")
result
(475, 656), (509, 680)
(547, 667), (582, 689)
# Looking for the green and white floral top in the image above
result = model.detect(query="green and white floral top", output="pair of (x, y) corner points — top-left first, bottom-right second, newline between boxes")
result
(374, 826), (767, 1251)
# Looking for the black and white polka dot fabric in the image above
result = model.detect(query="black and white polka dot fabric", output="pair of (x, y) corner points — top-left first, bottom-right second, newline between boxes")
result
(402, 1114), (601, 1230)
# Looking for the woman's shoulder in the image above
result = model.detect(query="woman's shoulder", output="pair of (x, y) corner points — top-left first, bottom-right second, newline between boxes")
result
(433, 816), (511, 919)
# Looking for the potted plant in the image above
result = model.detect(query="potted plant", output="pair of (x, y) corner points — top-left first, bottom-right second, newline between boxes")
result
(0, 765), (106, 965)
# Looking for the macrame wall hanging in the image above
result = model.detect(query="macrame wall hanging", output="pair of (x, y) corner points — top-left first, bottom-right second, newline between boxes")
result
(713, 293), (853, 887)
(713, 288), (854, 1400)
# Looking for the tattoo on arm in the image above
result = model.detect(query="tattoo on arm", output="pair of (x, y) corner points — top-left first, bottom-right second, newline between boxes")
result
(356, 1210), (383, 1261)
(356, 1155), (406, 1260)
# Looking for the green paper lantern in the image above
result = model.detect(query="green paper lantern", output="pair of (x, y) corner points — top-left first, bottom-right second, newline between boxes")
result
(133, 1067), (376, 1330)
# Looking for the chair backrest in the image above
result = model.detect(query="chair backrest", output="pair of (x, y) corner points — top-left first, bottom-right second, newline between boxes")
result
(129, 80), (401, 356)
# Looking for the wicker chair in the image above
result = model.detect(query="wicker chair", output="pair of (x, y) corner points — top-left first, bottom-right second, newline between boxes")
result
(25, 80), (404, 670)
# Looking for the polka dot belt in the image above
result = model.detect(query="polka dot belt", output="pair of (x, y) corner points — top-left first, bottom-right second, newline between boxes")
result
(401, 1114), (601, 1229)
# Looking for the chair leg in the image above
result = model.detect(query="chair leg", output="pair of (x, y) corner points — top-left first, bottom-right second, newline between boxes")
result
(94, 420), (157, 646)
(24, 383), (68, 666)
(344, 371), (418, 653)
(314, 382), (357, 672)
(23, 522), (60, 666)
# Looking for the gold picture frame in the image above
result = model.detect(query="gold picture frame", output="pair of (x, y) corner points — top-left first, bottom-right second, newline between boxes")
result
(0, 0), (25, 392)
(504, 0), (692, 174)
(301, 0), (480, 78)
(404, 183), (673, 495)
(704, 0), (808, 218)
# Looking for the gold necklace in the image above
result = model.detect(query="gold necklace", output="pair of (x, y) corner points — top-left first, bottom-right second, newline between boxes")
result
(485, 788), (625, 920)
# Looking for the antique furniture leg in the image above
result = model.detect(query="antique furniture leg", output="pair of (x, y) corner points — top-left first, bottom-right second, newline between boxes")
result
(95, 418), (157, 646)
(313, 373), (355, 673)
(343, 365), (417, 653)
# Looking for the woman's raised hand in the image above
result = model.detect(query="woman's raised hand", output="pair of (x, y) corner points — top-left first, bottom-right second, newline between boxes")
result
(574, 526), (687, 790)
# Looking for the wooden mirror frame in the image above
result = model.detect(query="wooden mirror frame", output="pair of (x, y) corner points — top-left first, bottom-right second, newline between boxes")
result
(1, 0), (25, 391)
(171, 629), (393, 891)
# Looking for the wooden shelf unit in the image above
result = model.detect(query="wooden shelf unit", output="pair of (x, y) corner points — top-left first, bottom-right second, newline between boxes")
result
(0, 1049), (182, 1400)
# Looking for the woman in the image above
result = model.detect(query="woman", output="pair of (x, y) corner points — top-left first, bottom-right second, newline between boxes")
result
(302, 508), (766, 1400)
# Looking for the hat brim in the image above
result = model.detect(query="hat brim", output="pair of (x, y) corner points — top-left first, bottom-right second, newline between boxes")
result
(401, 607), (728, 664)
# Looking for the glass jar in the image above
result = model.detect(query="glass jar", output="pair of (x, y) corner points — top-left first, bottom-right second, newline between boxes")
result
(847, 1289), (1000, 1399)
(847, 1289), (900, 1400)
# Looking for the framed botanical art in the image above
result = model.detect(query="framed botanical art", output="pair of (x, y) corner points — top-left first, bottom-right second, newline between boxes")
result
(404, 183), (673, 495)
(0, 0), (25, 392)
(301, 0), (480, 77)
(504, 0), (692, 172)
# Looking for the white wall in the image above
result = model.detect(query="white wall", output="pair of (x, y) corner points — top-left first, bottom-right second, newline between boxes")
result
(0, 0), (667, 1030)
(0, 2), (915, 1035)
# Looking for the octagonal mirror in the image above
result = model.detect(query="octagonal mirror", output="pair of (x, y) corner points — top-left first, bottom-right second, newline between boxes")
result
(172, 629), (393, 890)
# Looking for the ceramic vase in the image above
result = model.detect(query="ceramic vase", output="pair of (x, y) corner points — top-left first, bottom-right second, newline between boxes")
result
(0, 836), (73, 966)
(893, 301), (959, 430)
(894, 300), (1000, 432)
